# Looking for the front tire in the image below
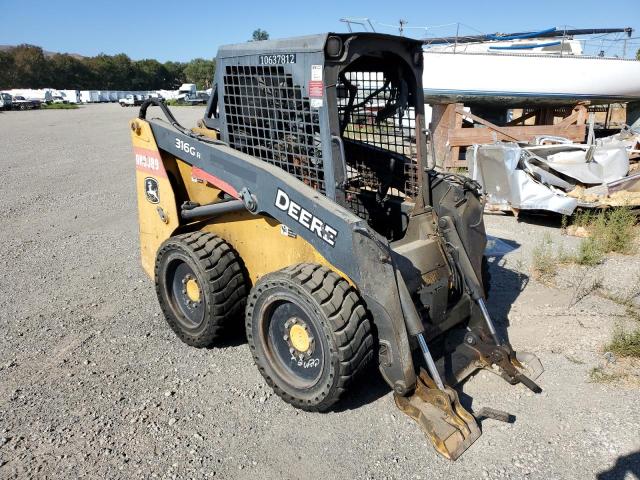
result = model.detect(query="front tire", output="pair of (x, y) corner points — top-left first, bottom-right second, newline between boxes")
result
(155, 232), (247, 347)
(245, 264), (374, 411)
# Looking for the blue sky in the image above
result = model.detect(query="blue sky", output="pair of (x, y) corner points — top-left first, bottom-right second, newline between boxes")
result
(2, 0), (639, 61)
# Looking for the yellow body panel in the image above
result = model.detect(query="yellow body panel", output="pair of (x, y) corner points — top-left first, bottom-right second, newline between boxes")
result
(131, 118), (353, 286)
(201, 211), (353, 286)
(131, 120), (180, 277)
(175, 158), (222, 206)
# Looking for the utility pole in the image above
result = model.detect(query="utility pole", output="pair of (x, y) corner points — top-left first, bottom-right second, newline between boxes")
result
(399, 19), (407, 36)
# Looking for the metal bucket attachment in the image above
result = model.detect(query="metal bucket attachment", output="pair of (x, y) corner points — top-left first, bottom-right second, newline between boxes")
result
(394, 369), (481, 460)
(513, 351), (544, 382)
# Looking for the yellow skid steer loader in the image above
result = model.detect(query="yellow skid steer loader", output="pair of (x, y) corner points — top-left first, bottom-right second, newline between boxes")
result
(129, 32), (543, 460)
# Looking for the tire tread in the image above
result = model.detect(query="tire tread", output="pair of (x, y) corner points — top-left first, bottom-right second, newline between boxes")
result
(155, 231), (247, 347)
(245, 263), (373, 411)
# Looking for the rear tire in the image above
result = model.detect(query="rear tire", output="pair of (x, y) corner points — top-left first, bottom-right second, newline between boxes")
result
(155, 231), (247, 347)
(245, 264), (374, 411)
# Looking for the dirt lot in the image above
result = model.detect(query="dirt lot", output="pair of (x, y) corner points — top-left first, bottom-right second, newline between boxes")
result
(1, 104), (639, 479)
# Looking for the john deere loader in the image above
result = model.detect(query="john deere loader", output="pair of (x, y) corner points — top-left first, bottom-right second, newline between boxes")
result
(129, 33), (543, 460)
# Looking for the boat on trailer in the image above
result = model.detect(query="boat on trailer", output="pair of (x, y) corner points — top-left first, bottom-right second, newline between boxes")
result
(422, 27), (640, 106)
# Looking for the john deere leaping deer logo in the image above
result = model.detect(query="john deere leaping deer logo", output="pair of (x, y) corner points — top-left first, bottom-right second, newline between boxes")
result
(144, 177), (160, 204)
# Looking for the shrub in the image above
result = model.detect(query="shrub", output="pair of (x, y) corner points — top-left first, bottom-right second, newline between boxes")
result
(575, 237), (604, 266)
(606, 327), (640, 358)
(592, 207), (637, 254)
(531, 234), (558, 282)
(570, 207), (637, 265)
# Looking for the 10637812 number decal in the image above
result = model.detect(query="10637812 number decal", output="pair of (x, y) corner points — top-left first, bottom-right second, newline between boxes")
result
(258, 54), (296, 65)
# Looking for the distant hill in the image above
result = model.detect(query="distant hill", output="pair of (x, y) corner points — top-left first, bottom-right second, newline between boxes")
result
(0, 45), (84, 59)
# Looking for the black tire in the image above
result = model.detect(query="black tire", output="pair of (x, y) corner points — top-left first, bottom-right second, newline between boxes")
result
(245, 264), (374, 411)
(155, 231), (247, 347)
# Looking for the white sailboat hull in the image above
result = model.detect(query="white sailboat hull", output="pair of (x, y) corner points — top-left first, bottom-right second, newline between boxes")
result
(423, 51), (640, 105)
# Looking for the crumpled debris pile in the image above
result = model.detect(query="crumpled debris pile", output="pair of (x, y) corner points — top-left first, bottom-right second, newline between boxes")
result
(468, 122), (640, 215)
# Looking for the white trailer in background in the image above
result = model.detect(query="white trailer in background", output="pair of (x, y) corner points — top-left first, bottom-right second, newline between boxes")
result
(56, 90), (80, 103)
(83, 91), (100, 103)
(157, 89), (180, 100)
(7, 89), (53, 103)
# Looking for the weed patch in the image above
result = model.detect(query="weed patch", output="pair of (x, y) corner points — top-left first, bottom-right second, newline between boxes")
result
(592, 207), (637, 254)
(589, 366), (626, 383)
(531, 234), (558, 282)
(41, 103), (79, 109)
(575, 237), (604, 266)
(567, 208), (638, 265)
(606, 327), (640, 358)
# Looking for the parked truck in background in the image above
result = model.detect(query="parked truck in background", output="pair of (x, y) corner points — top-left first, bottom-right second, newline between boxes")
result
(0, 92), (12, 110)
(177, 83), (196, 100)
(183, 92), (210, 105)
(11, 96), (40, 110)
(119, 94), (144, 107)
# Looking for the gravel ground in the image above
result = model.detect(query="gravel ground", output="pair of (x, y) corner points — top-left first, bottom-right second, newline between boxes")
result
(0, 104), (639, 479)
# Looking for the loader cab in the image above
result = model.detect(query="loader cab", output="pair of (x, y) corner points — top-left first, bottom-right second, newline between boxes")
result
(324, 35), (427, 240)
(204, 33), (427, 241)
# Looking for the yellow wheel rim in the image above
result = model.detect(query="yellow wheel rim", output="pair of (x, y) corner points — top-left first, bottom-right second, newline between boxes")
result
(289, 324), (310, 352)
(185, 278), (201, 302)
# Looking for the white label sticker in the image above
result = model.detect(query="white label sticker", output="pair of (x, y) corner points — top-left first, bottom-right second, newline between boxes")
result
(310, 98), (323, 108)
(280, 224), (297, 238)
(311, 64), (322, 81)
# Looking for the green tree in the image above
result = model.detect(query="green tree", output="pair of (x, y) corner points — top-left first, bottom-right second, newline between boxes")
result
(87, 53), (133, 89)
(11, 44), (50, 87)
(49, 53), (94, 89)
(0, 50), (16, 89)
(0, 44), (214, 90)
(183, 58), (215, 90)
(636, 48), (640, 60)
(251, 29), (269, 41)
(131, 59), (169, 90)
(163, 61), (187, 88)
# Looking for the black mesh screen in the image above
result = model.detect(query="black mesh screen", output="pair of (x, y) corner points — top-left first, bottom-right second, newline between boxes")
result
(338, 70), (419, 203)
(223, 65), (325, 192)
